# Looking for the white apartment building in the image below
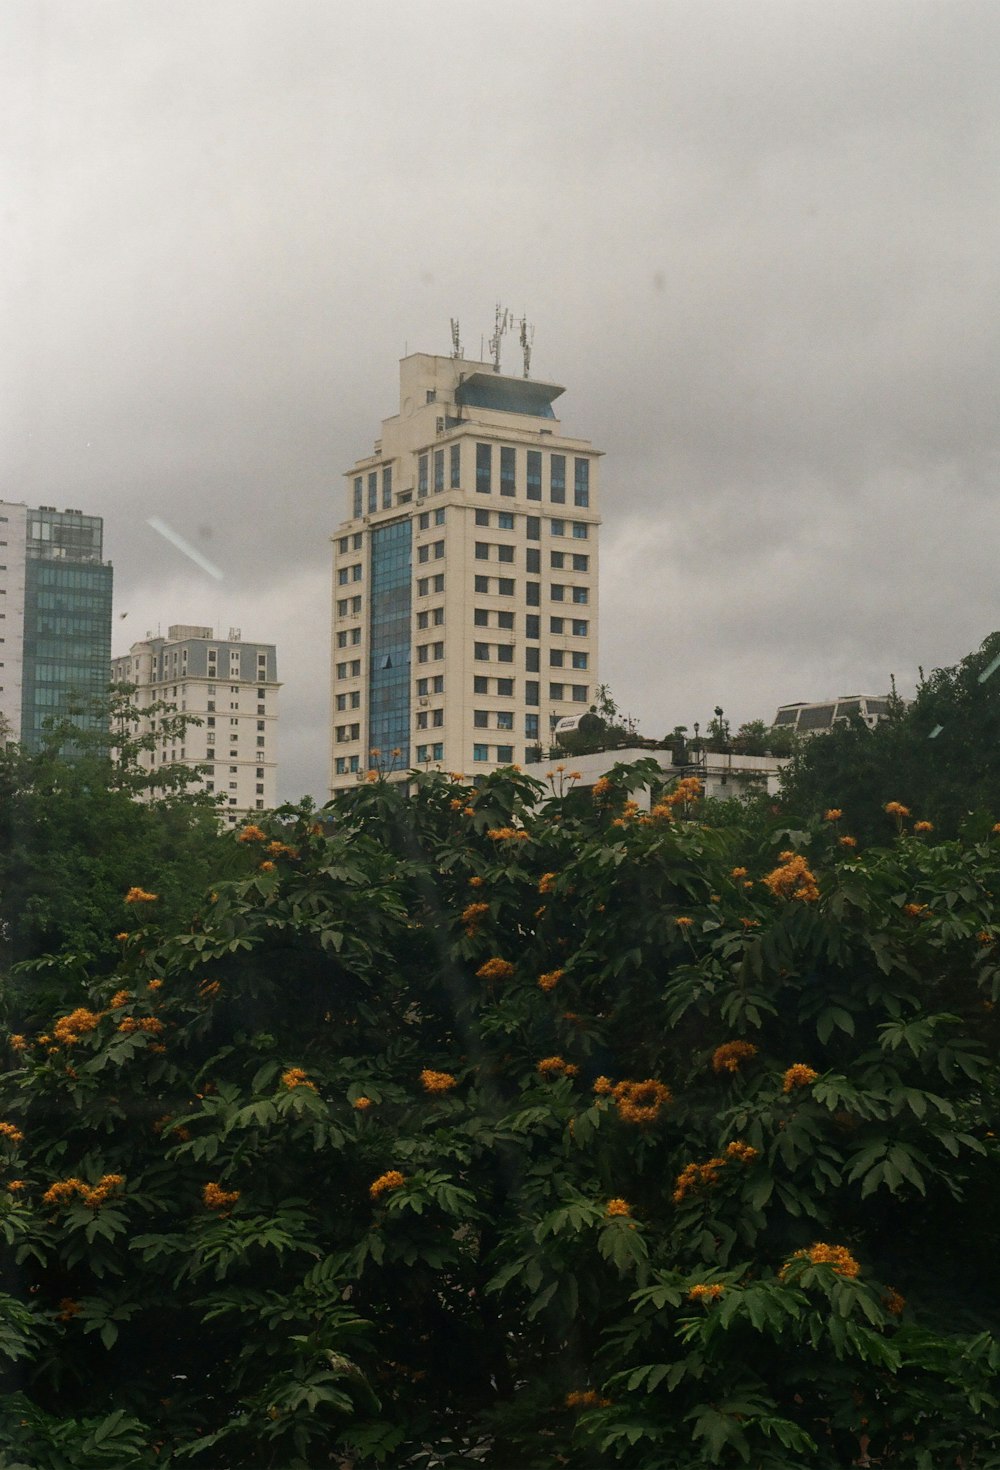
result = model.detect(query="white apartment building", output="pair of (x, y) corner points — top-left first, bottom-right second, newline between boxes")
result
(112, 625), (279, 823)
(329, 350), (601, 791)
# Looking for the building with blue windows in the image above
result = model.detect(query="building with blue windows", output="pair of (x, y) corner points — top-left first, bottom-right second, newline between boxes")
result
(329, 348), (602, 791)
(0, 502), (113, 750)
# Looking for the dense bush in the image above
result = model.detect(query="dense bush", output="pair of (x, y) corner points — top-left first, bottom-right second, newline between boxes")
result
(1, 767), (998, 1467)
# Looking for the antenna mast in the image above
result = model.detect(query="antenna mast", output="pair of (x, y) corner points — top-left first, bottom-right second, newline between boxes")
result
(488, 302), (511, 373)
(519, 314), (534, 378)
(450, 318), (462, 358)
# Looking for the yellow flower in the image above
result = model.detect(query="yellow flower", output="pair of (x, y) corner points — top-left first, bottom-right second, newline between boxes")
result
(613, 1078), (671, 1125)
(688, 1283), (724, 1302)
(203, 1182), (240, 1210)
(369, 1170), (405, 1200)
(823, 809), (843, 822)
(538, 968), (563, 992)
(124, 887), (158, 903)
(712, 1040), (757, 1074)
(281, 1067), (317, 1091)
(782, 1063), (819, 1093)
(420, 1069), (457, 1093)
(476, 957), (514, 982)
(605, 1197), (631, 1217)
(0, 1122), (25, 1146)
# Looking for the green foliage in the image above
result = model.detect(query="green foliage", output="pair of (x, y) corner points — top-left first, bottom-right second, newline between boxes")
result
(1, 769), (998, 1465)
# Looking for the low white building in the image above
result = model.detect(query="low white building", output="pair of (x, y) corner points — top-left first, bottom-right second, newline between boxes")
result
(524, 746), (786, 806)
(111, 625), (279, 824)
(772, 695), (892, 735)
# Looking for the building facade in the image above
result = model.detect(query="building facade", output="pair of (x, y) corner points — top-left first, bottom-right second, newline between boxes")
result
(111, 625), (279, 822)
(0, 501), (113, 749)
(329, 352), (601, 791)
(772, 695), (893, 735)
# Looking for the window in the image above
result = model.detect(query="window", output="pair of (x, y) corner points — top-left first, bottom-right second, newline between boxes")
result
(432, 641), (444, 660)
(474, 710), (488, 728)
(551, 519), (565, 537)
(475, 542), (489, 560)
(339, 536), (349, 553)
(418, 645), (429, 664)
(500, 446), (515, 496)
(474, 575), (489, 593)
(550, 650), (565, 667)
(496, 677), (514, 697)
(368, 471), (378, 514)
(256, 767), (265, 779)
(474, 608), (488, 626)
(432, 675), (444, 693)
(416, 678), (429, 695)
(525, 614), (540, 639)
(353, 479), (363, 518)
(418, 544), (429, 564)
(433, 449), (444, 492)
(549, 683), (564, 701)
(526, 548), (541, 573)
(496, 710), (513, 731)
(432, 709), (444, 728)
(572, 619), (588, 636)
(337, 567), (350, 585)
(353, 533), (362, 548)
(574, 459), (590, 507)
(525, 713), (539, 739)
(572, 586), (589, 604)
(550, 551), (565, 569)
(572, 554), (589, 572)
(257, 719), (265, 731)
(497, 645), (513, 664)
(526, 680), (539, 706)
(352, 564), (362, 582)
(498, 511), (514, 530)
(498, 577), (515, 596)
(433, 540), (445, 559)
(432, 606), (444, 626)
(572, 685), (588, 702)
(450, 442), (461, 488)
(550, 617), (564, 634)
(432, 574), (444, 593)
(474, 642), (490, 661)
(525, 646), (540, 672)
(434, 507), (445, 525)
(572, 522), (589, 539)
(416, 710), (428, 730)
(572, 651), (588, 669)
(418, 454), (428, 496)
(526, 515), (540, 540)
(418, 512), (430, 530)
(497, 745), (514, 763)
(417, 577), (429, 596)
(417, 611), (430, 630)
(551, 584), (565, 601)
(526, 449), (541, 501)
(474, 676), (488, 694)
(476, 442), (492, 493)
(526, 582), (540, 606)
(497, 610), (514, 630)
(551, 454), (566, 504)
(497, 544), (514, 564)
(473, 744), (489, 762)
(475, 509), (490, 526)
(382, 465), (393, 508)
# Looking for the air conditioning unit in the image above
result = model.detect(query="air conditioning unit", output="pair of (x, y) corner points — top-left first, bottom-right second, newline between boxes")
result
(418, 697), (429, 707)
(436, 417), (445, 432)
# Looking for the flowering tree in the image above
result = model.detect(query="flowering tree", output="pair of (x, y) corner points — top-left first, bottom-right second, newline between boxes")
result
(1, 769), (998, 1466)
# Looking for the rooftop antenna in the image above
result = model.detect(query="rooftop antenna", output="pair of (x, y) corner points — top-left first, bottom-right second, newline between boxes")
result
(519, 314), (534, 378)
(450, 318), (462, 358)
(488, 302), (511, 373)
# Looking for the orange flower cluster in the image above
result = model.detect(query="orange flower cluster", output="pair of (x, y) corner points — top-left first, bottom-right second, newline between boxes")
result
(674, 916), (695, 930)
(0, 1121), (24, 1146)
(353, 1096), (373, 1110)
(267, 840), (298, 858)
(53, 1008), (103, 1045)
(110, 990), (131, 1009)
(882, 1287), (906, 1316)
(118, 1016), (165, 1036)
(782, 1063), (819, 1093)
(124, 887), (158, 904)
(824, 809), (843, 822)
(672, 1157), (726, 1204)
(203, 1182), (240, 1210)
(237, 824), (267, 843)
(688, 1283), (724, 1302)
(537, 1055), (579, 1078)
(477, 957), (514, 982)
(884, 802), (910, 818)
(730, 866), (748, 879)
(58, 1298), (81, 1322)
(613, 1078), (671, 1124)
(762, 852), (820, 903)
(913, 820), (934, 834)
(605, 1197), (631, 1217)
(538, 872), (557, 894)
(467, 875), (485, 888)
(650, 776), (704, 820)
(148, 979), (163, 991)
(977, 931), (995, 945)
(592, 777), (612, 799)
(6, 1180), (26, 1193)
(839, 835), (858, 849)
(486, 826), (529, 842)
(461, 901), (490, 936)
(725, 1139), (759, 1163)
(153, 1114), (191, 1143)
(199, 978), (222, 1000)
(593, 1076), (614, 1095)
(43, 1174), (125, 1208)
(740, 917), (760, 929)
(281, 1067), (316, 1091)
(8, 1035), (28, 1052)
(259, 860), (276, 872)
(369, 1170), (405, 1200)
(785, 1242), (861, 1278)
(903, 902), (930, 918)
(565, 1389), (611, 1408)
(538, 968), (563, 992)
(712, 1040), (758, 1074)
(420, 1069), (457, 1093)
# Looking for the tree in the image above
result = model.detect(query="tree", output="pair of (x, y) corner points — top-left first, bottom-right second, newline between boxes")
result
(0, 769), (998, 1466)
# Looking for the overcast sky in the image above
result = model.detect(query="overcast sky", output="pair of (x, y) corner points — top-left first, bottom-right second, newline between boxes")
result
(5, 0), (1000, 800)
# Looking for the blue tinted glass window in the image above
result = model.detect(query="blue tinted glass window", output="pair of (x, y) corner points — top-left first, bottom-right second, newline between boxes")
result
(550, 455), (566, 504)
(368, 519), (411, 765)
(382, 465), (393, 509)
(500, 446), (515, 497)
(476, 443), (492, 494)
(450, 443), (461, 488)
(574, 459), (590, 507)
(353, 478), (363, 518)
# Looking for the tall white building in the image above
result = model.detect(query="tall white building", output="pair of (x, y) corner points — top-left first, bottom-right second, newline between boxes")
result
(112, 625), (279, 822)
(329, 350), (601, 791)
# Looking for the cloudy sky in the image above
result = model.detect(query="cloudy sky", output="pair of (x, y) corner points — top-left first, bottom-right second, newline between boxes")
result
(5, 0), (999, 799)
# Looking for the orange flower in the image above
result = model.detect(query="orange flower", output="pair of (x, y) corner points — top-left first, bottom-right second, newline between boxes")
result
(281, 1067), (316, 1091)
(8, 1035), (28, 1052)
(903, 902), (930, 918)
(353, 1096), (373, 1110)
(53, 1008), (103, 1045)
(0, 1122), (25, 1146)
(672, 1157), (727, 1204)
(565, 1388), (611, 1408)
(124, 887), (158, 904)
(118, 1016), (165, 1036)
(58, 1298), (81, 1322)
(237, 824), (267, 843)
(740, 917), (760, 928)
(461, 901), (490, 935)
(467, 875), (485, 888)
(259, 860), (276, 872)
(592, 777), (612, 799)
(782, 1063), (819, 1093)
(785, 1242), (860, 1278)
(537, 1055), (577, 1078)
(762, 853), (819, 903)
(6, 1180), (26, 1193)
(823, 809), (843, 822)
(110, 990), (131, 1009)
(420, 1069), (457, 1093)
(688, 1283), (724, 1302)
(605, 1197), (631, 1217)
(538, 872), (558, 894)
(884, 802), (910, 817)
(369, 1170), (405, 1200)
(913, 820), (934, 833)
(730, 866), (748, 879)
(115, 932), (129, 941)
(725, 1139), (758, 1163)
(538, 968), (563, 992)
(674, 916), (694, 929)
(198, 978), (222, 1000)
(593, 1076), (614, 1095)
(203, 1182), (240, 1210)
(477, 957), (514, 982)
(148, 979), (163, 991)
(839, 835), (858, 849)
(712, 1040), (757, 1075)
(882, 1287), (906, 1316)
(613, 1078), (671, 1124)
